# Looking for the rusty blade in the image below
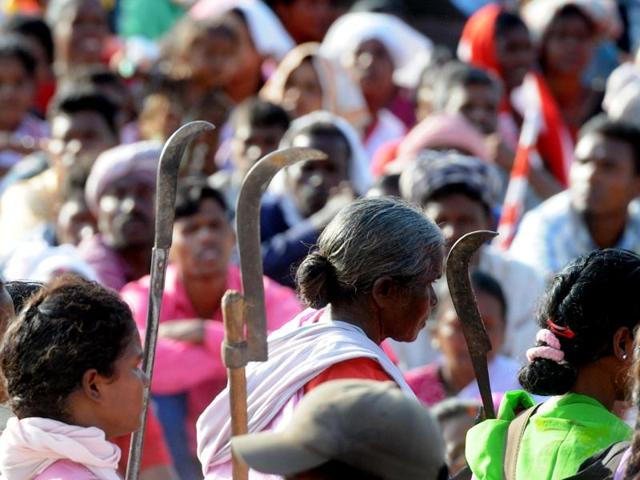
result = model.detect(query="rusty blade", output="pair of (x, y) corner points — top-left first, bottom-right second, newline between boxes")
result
(446, 230), (498, 419)
(236, 147), (327, 362)
(126, 120), (214, 480)
(155, 120), (215, 249)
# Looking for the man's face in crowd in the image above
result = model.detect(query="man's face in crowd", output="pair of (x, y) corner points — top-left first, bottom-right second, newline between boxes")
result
(288, 131), (350, 218)
(50, 110), (118, 160)
(444, 83), (499, 136)
(232, 123), (286, 177)
(423, 192), (491, 254)
(171, 198), (235, 279)
(97, 176), (155, 250)
(570, 132), (640, 217)
(55, 0), (109, 66)
(495, 25), (534, 91)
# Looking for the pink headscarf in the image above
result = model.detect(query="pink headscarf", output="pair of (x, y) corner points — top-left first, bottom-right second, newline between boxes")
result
(396, 113), (489, 163)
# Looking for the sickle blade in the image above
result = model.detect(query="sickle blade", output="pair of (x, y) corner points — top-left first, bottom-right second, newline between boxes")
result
(236, 147), (327, 361)
(446, 230), (498, 419)
(155, 120), (215, 249)
(126, 120), (214, 480)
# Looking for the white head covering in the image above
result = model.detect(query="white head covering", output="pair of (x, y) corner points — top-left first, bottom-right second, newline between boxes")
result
(521, 0), (621, 41)
(320, 12), (433, 90)
(260, 42), (371, 131)
(279, 111), (373, 196)
(190, 0), (295, 61)
(603, 62), (640, 128)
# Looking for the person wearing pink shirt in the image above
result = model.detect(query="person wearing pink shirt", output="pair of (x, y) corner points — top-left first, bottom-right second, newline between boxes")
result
(0, 277), (147, 480)
(120, 179), (302, 479)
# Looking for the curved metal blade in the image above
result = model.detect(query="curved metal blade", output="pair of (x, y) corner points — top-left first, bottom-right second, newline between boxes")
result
(446, 230), (498, 419)
(126, 120), (214, 480)
(155, 120), (215, 249)
(236, 147), (327, 361)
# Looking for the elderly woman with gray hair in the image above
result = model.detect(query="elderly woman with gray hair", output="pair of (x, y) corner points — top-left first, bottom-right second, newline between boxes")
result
(197, 196), (444, 479)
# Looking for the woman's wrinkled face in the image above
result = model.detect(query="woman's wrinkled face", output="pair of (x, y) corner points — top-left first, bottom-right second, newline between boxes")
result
(542, 11), (595, 77)
(386, 251), (443, 343)
(97, 332), (147, 438)
(55, 0), (108, 66)
(495, 25), (534, 91)
(171, 198), (235, 279)
(283, 59), (323, 118)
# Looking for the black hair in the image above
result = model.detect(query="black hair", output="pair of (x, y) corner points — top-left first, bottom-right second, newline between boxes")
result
(174, 178), (227, 220)
(0, 35), (37, 78)
(47, 87), (119, 136)
(519, 249), (640, 396)
(0, 276), (136, 420)
(495, 10), (529, 38)
(424, 183), (492, 218)
(76, 66), (126, 91)
(293, 121), (352, 161)
(5, 281), (44, 315)
(231, 97), (290, 133)
(578, 115), (640, 175)
(433, 62), (502, 111)
(553, 4), (595, 32)
(1, 15), (54, 64)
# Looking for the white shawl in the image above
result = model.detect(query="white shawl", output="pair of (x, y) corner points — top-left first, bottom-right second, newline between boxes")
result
(0, 417), (121, 480)
(196, 309), (413, 475)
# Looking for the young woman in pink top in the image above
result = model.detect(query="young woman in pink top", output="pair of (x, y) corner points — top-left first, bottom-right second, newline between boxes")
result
(0, 276), (147, 480)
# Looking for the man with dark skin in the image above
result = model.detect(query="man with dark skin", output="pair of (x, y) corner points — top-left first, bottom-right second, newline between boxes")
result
(260, 120), (355, 287)
(210, 97), (290, 214)
(0, 88), (119, 256)
(79, 142), (159, 291)
(511, 116), (640, 278)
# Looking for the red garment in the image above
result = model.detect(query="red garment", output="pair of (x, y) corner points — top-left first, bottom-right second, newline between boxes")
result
(370, 139), (401, 177)
(111, 408), (172, 476)
(458, 3), (572, 187)
(304, 357), (393, 393)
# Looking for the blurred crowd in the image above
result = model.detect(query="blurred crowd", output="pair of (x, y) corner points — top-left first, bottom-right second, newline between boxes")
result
(0, 0), (638, 479)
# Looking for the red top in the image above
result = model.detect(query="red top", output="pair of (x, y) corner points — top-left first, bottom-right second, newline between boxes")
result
(304, 357), (393, 393)
(111, 408), (172, 475)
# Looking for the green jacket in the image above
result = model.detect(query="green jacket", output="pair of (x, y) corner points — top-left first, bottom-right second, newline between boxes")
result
(466, 390), (632, 480)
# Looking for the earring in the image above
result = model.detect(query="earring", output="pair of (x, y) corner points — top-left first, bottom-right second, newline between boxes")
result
(622, 352), (628, 361)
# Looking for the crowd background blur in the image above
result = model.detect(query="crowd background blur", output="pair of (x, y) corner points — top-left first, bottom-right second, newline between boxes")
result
(0, 0), (638, 478)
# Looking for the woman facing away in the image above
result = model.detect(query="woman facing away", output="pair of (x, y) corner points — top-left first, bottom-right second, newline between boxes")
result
(465, 249), (640, 480)
(0, 276), (148, 479)
(197, 196), (444, 479)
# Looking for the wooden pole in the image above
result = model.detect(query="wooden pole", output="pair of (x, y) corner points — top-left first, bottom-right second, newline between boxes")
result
(222, 290), (249, 480)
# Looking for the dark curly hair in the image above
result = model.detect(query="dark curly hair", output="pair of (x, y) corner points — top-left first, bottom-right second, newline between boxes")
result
(0, 276), (137, 421)
(519, 249), (640, 396)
